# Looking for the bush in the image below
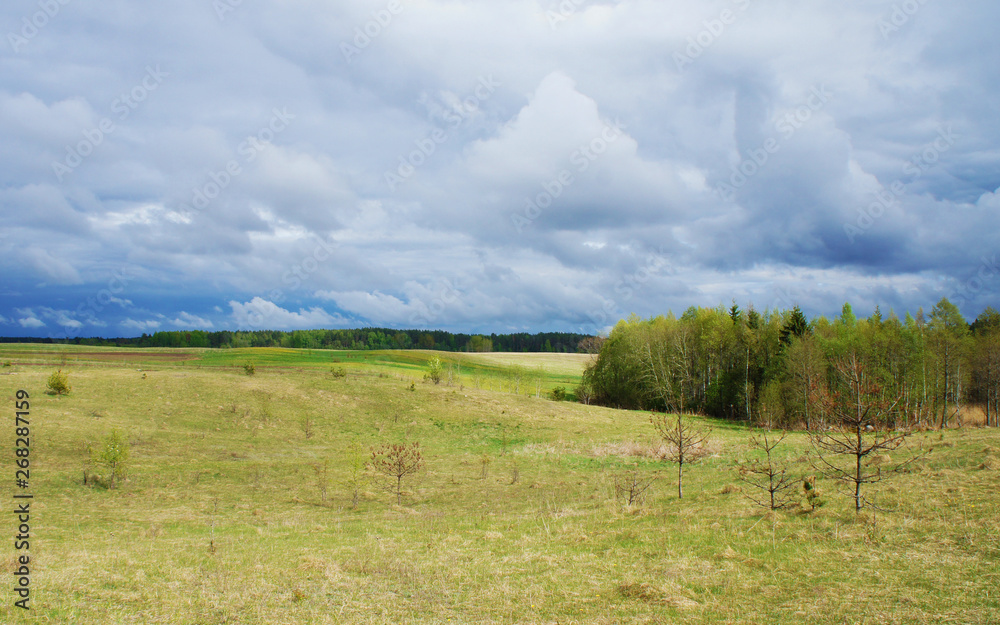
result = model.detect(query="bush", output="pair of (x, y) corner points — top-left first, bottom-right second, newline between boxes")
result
(331, 366), (347, 379)
(243, 361), (256, 376)
(550, 386), (567, 401)
(47, 370), (71, 395)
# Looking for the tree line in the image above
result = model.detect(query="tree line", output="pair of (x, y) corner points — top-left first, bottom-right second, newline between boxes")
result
(2, 328), (590, 354)
(580, 299), (1000, 429)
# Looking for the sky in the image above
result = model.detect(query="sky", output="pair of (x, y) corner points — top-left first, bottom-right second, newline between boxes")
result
(1, 0), (998, 339)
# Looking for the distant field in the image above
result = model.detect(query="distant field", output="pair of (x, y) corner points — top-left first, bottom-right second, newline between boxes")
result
(0, 344), (201, 366)
(1, 346), (998, 623)
(462, 351), (594, 376)
(0, 345), (589, 397)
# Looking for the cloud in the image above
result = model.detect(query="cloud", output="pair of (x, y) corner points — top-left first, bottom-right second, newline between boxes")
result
(18, 317), (45, 329)
(169, 312), (214, 329)
(21, 248), (83, 285)
(229, 298), (348, 330)
(121, 318), (161, 332)
(54, 313), (84, 329)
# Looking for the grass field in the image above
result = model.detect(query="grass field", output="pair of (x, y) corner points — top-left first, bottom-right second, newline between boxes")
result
(1, 345), (998, 623)
(0, 346), (585, 398)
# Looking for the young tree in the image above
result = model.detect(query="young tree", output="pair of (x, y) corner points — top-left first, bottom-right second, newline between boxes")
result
(810, 352), (920, 512)
(47, 369), (71, 395)
(613, 467), (656, 506)
(370, 442), (424, 505)
(344, 441), (367, 509)
(93, 429), (130, 489)
(737, 429), (798, 510)
(650, 411), (711, 499)
(426, 357), (442, 384)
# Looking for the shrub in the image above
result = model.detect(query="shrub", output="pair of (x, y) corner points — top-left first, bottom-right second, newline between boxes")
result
(480, 453), (491, 479)
(803, 475), (824, 511)
(331, 366), (348, 379)
(243, 361), (256, 376)
(550, 386), (567, 401)
(300, 415), (315, 439)
(613, 468), (656, 506)
(47, 370), (71, 395)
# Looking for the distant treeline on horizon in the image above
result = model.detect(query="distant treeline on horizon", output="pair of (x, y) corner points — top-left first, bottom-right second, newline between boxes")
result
(0, 328), (594, 353)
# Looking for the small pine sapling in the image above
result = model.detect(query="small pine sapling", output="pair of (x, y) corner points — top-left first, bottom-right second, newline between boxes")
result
(650, 411), (711, 499)
(370, 442), (424, 505)
(47, 369), (71, 395)
(737, 429), (799, 511)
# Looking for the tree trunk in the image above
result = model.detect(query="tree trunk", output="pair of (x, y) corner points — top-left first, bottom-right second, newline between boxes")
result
(677, 459), (683, 499)
(855, 425), (863, 512)
(745, 347), (750, 422)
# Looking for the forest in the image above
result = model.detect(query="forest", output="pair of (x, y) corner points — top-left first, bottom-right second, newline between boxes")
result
(580, 299), (1000, 429)
(0, 327), (590, 354)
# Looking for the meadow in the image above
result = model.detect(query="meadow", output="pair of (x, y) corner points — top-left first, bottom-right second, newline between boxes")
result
(0, 345), (998, 624)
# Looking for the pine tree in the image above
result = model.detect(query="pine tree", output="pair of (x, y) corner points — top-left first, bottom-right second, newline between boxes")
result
(779, 306), (809, 346)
